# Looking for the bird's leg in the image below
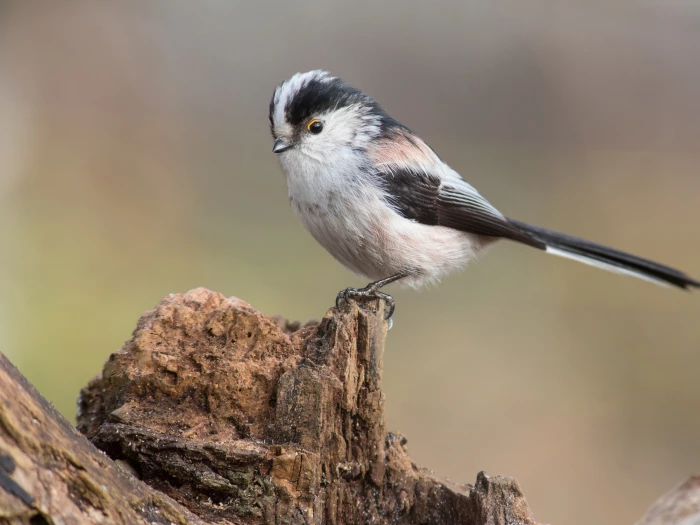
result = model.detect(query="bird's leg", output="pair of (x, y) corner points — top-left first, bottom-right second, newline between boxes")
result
(336, 272), (409, 320)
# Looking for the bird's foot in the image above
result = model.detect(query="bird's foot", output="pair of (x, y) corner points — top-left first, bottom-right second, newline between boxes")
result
(336, 285), (395, 320)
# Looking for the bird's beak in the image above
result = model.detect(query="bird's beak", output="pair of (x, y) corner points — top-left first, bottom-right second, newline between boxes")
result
(272, 138), (294, 154)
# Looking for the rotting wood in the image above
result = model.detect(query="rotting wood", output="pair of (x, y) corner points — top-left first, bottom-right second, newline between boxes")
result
(76, 288), (541, 524)
(4, 287), (693, 524)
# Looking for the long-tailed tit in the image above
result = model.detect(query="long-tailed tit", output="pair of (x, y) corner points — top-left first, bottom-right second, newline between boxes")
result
(269, 70), (698, 318)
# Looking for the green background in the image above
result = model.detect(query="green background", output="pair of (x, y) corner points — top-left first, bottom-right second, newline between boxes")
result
(1, 3), (699, 524)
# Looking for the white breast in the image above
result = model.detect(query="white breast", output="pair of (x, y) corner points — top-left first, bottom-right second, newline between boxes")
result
(280, 151), (484, 289)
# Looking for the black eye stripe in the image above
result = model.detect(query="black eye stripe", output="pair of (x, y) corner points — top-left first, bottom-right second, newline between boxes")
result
(283, 77), (388, 128)
(271, 73), (410, 140)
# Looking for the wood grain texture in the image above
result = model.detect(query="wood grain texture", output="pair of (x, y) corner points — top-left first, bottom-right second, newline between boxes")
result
(76, 288), (541, 524)
(2, 287), (549, 524)
(0, 346), (209, 524)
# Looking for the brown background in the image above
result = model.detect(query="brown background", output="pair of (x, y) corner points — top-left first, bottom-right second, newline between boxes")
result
(1, 3), (699, 524)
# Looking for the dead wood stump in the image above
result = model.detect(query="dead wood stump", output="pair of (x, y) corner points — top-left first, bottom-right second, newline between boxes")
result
(0, 345), (209, 524)
(76, 288), (542, 524)
(3, 287), (699, 523)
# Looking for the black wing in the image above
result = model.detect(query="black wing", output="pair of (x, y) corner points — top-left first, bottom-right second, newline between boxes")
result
(377, 168), (545, 249)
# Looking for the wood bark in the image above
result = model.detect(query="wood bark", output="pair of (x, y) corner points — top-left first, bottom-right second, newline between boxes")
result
(0, 287), (694, 524)
(635, 476), (700, 525)
(0, 343), (209, 524)
(75, 288), (542, 524)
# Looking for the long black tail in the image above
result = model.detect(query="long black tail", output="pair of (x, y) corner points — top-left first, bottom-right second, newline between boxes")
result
(508, 219), (700, 290)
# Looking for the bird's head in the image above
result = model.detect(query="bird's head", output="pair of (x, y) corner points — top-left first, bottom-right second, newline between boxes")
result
(269, 70), (388, 164)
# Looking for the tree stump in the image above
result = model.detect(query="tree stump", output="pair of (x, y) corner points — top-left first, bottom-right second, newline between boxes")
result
(3, 287), (694, 524)
(75, 288), (540, 524)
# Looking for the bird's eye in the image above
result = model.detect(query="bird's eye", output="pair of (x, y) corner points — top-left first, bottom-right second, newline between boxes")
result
(307, 119), (323, 134)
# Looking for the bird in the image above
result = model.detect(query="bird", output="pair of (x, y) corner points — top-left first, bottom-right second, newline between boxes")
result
(268, 70), (698, 318)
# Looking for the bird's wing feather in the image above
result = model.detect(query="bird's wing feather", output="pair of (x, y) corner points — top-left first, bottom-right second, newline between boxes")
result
(374, 165), (545, 249)
(436, 184), (542, 247)
(368, 129), (545, 250)
(367, 129), (544, 247)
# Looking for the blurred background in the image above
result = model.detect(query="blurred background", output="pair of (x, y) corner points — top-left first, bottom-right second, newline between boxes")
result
(1, 2), (699, 523)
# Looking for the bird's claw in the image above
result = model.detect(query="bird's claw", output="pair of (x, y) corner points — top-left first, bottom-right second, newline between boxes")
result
(336, 286), (395, 321)
(335, 288), (352, 309)
(374, 291), (395, 319)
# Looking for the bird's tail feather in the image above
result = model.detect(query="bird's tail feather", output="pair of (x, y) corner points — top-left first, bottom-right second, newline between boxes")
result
(508, 219), (700, 290)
